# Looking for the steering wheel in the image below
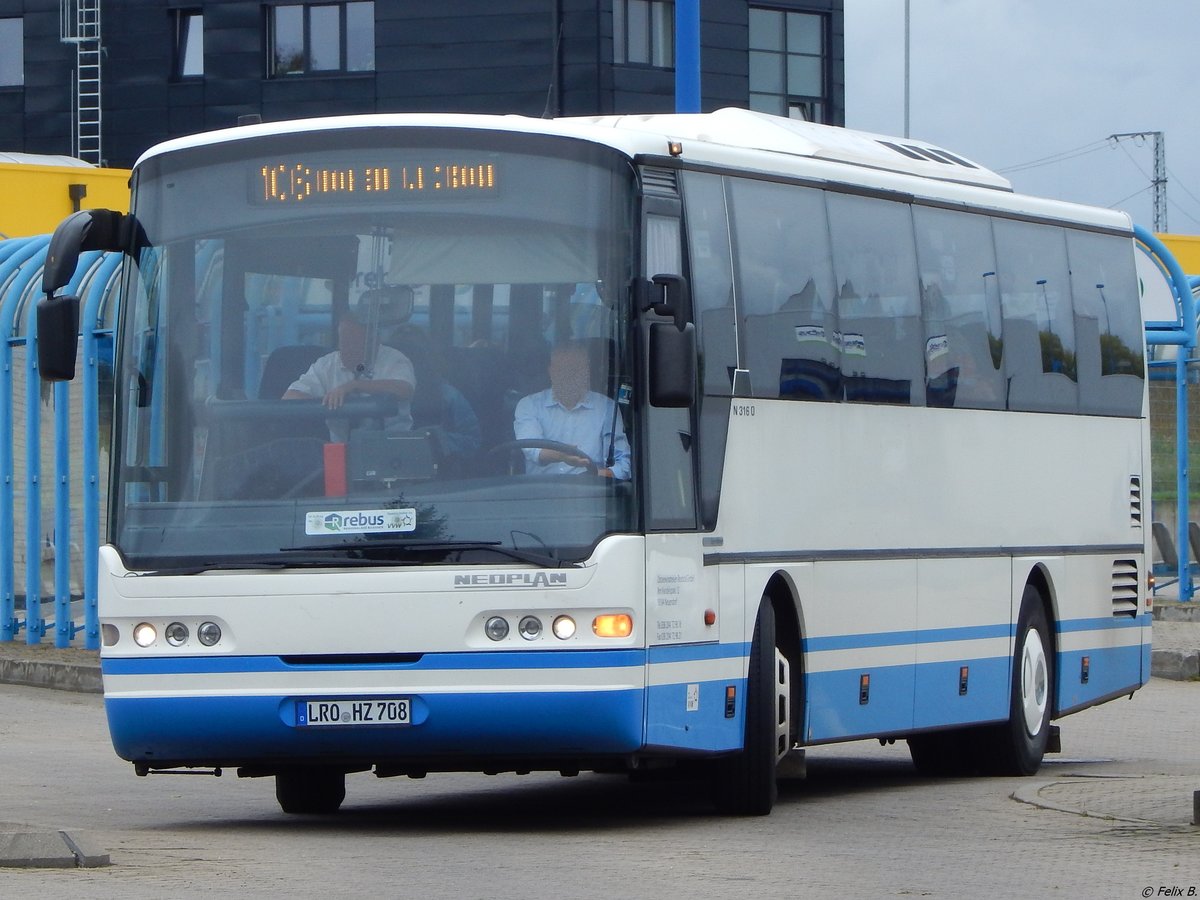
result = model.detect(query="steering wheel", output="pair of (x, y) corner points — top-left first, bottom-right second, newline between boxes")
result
(488, 439), (599, 476)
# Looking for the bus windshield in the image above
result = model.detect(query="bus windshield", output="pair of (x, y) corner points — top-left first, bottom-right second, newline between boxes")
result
(112, 128), (639, 570)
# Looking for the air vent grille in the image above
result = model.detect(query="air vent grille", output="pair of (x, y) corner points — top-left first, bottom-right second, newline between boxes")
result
(1111, 558), (1140, 618)
(877, 140), (978, 169)
(640, 166), (679, 198)
(1129, 476), (1143, 527)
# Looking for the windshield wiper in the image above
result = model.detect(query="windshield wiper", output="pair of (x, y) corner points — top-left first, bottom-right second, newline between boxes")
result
(279, 540), (572, 568)
(142, 557), (398, 575)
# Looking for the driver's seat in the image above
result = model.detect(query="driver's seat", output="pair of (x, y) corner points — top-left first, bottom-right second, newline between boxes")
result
(259, 344), (326, 399)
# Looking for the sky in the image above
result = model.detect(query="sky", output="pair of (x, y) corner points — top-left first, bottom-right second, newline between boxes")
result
(843, 0), (1200, 234)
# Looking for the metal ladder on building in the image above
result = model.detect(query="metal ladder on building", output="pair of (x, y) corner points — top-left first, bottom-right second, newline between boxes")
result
(60, 0), (102, 165)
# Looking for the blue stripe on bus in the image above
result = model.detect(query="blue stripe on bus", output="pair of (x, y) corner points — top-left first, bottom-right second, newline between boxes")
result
(101, 644), (1148, 761)
(101, 648), (647, 677)
(106, 688), (646, 762)
(804, 616), (1147, 654)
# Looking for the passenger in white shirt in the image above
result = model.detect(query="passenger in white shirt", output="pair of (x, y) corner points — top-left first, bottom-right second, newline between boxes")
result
(513, 341), (631, 480)
(283, 313), (416, 442)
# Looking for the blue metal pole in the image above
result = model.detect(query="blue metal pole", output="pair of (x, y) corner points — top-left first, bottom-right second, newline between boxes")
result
(23, 254), (48, 644)
(82, 253), (120, 650)
(1177, 350), (1192, 600)
(52, 376), (71, 646)
(51, 250), (104, 647)
(0, 237), (41, 642)
(675, 0), (701, 113)
(1137, 225), (1196, 600)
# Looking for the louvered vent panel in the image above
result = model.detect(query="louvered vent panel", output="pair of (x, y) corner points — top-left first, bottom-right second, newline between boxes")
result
(640, 167), (679, 198)
(1129, 476), (1143, 527)
(1111, 559), (1140, 618)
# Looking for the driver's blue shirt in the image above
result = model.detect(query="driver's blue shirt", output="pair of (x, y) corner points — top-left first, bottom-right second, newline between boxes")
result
(513, 389), (631, 480)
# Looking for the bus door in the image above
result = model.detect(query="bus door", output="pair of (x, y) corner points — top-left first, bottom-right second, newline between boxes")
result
(640, 193), (739, 754)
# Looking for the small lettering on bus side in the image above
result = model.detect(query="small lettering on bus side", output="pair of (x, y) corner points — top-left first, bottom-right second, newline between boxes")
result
(732, 403), (756, 417)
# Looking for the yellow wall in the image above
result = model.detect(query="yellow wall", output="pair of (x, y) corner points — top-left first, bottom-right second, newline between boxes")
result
(1158, 233), (1200, 277)
(0, 164), (131, 239)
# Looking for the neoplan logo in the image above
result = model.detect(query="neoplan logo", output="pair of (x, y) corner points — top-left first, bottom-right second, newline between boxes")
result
(453, 573), (569, 588)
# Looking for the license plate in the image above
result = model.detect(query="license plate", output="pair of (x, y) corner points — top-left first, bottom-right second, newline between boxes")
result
(297, 697), (411, 727)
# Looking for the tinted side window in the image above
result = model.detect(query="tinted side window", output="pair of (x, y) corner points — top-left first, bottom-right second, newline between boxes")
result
(728, 178), (839, 401)
(1066, 230), (1145, 417)
(827, 193), (923, 405)
(993, 220), (1077, 413)
(682, 172), (738, 396)
(682, 171), (738, 527)
(912, 207), (1005, 409)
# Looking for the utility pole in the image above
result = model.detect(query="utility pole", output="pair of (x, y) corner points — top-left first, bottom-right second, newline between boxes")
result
(1109, 131), (1167, 232)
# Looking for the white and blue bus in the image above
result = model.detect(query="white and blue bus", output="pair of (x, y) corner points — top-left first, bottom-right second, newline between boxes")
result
(37, 109), (1151, 816)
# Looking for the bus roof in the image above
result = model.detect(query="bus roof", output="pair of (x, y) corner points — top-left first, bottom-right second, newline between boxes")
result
(136, 109), (1131, 233)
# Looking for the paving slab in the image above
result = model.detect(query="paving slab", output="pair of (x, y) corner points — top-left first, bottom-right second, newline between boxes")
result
(0, 830), (110, 868)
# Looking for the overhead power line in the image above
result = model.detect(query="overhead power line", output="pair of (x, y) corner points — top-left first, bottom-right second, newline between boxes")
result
(996, 139), (1110, 175)
(1109, 132), (1167, 232)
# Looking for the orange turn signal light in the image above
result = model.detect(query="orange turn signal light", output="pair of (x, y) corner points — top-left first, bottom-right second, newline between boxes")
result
(592, 614), (633, 638)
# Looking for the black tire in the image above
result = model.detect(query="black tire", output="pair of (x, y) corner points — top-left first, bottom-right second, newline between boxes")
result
(980, 585), (1054, 775)
(275, 767), (346, 815)
(711, 600), (780, 816)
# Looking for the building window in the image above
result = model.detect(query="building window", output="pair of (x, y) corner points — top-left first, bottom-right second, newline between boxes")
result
(267, 2), (375, 76)
(172, 10), (204, 79)
(0, 17), (23, 87)
(748, 7), (826, 121)
(614, 0), (674, 67)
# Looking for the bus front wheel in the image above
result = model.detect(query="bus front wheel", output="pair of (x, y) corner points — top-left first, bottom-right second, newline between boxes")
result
(275, 767), (346, 815)
(711, 598), (786, 816)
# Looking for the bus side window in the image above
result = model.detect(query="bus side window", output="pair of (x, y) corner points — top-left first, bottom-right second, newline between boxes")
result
(1066, 230), (1145, 417)
(826, 193), (923, 406)
(727, 177), (839, 402)
(912, 206), (1005, 410)
(993, 220), (1078, 414)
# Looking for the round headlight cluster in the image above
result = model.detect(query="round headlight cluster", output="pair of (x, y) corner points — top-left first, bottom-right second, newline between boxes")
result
(482, 613), (629, 643)
(126, 621), (222, 648)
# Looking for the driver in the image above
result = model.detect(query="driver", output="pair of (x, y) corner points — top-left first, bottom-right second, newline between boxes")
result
(282, 309), (416, 443)
(512, 340), (630, 479)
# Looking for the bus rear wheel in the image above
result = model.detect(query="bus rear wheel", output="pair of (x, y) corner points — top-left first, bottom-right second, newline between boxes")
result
(711, 599), (788, 816)
(980, 585), (1054, 775)
(276, 767), (346, 815)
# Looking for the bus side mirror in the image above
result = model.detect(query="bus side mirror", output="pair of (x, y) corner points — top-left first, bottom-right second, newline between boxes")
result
(642, 274), (692, 331)
(37, 294), (82, 381)
(39, 208), (134, 382)
(649, 321), (697, 408)
(43, 208), (129, 294)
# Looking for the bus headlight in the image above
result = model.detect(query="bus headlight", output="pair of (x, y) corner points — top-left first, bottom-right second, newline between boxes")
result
(552, 616), (576, 640)
(165, 622), (189, 647)
(485, 616), (510, 641)
(197, 621), (222, 646)
(518, 616), (542, 640)
(133, 622), (157, 647)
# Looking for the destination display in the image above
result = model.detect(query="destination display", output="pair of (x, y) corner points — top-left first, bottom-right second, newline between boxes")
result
(255, 159), (497, 203)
